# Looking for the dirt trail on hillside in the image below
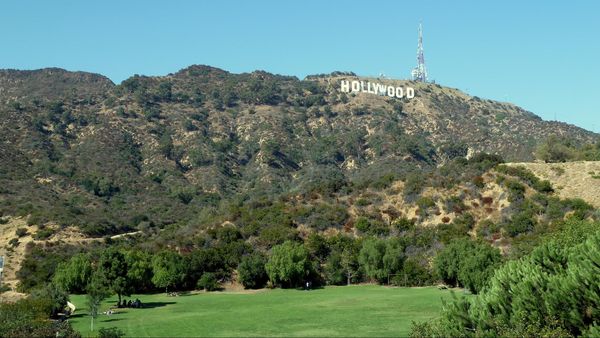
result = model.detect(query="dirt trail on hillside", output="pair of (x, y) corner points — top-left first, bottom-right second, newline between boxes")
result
(507, 161), (600, 208)
(0, 217), (34, 302)
(0, 217), (141, 303)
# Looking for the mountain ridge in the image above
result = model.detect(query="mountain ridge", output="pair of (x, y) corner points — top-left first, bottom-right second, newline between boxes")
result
(0, 65), (597, 237)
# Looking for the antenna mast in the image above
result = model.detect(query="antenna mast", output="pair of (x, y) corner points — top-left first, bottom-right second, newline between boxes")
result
(411, 23), (428, 82)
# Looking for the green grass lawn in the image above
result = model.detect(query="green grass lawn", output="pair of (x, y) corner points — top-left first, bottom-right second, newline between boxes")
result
(69, 285), (458, 337)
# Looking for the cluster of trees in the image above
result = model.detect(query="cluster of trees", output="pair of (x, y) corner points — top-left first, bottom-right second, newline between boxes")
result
(433, 238), (502, 294)
(53, 241), (248, 296)
(50, 219), (509, 297)
(0, 285), (78, 337)
(411, 219), (600, 337)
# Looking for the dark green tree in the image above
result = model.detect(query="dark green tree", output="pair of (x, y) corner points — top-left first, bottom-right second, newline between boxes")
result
(97, 249), (131, 304)
(125, 250), (154, 292)
(238, 253), (268, 289)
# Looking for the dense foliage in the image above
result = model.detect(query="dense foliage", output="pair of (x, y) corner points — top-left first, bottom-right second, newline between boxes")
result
(411, 219), (600, 337)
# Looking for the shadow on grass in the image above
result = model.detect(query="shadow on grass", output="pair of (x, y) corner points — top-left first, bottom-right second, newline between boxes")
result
(293, 285), (325, 291)
(101, 318), (123, 323)
(142, 301), (176, 309)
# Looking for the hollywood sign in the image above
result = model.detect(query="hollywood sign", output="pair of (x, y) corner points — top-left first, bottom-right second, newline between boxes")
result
(340, 80), (415, 99)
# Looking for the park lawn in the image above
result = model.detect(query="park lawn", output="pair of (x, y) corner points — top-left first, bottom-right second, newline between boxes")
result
(69, 285), (458, 337)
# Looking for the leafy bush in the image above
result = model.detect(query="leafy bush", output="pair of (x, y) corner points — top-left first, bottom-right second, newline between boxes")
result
(505, 211), (536, 237)
(98, 327), (126, 338)
(15, 227), (28, 237)
(33, 227), (55, 240)
(393, 217), (415, 232)
(9, 238), (19, 247)
(0, 297), (78, 337)
(197, 272), (219, 291)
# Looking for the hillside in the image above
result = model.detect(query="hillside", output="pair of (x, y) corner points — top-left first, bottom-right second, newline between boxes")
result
(507, 161), (600, 208)
(1, 65), (599, 312)
(0, 65), (597, 237)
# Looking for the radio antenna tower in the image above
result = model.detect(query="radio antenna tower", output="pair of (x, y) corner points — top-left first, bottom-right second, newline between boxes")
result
(411, 23), (428, 82)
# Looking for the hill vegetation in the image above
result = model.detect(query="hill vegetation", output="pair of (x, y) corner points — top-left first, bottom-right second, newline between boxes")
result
(0, 65), (599, 336)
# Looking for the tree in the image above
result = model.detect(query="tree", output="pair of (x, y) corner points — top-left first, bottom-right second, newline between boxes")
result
(265, 241), (312, 288)
(324, 250), (345, 285)
(151, 250), (186, 293)
(97, 249), (131, 304)
(29, 283), (69, 318)
(413, 227), (600, 336)
(0, 298), (78, 337)
(359, 238), (386, 282)
(536, 136), (575, 163)
(359, 238), (403, 283)
(434, 238), (472, 287)
(238, 253), (268, 289)
(86, 274), (110, 332)
(457, 243), (502, 293)
(53, 253), (93, 294)
(340, 248), (360, 285)
(125, 249), (154, 293)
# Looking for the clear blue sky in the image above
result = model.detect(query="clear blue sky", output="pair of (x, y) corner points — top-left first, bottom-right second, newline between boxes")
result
(1, 0), (599, 132)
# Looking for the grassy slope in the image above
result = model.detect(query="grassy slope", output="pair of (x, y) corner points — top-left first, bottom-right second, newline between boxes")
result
(507, 161), (600, 208)
(69, 286), (458, 337)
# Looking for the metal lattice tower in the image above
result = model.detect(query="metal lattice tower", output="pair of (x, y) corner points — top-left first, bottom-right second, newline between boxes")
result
(411, 23), (428, 82)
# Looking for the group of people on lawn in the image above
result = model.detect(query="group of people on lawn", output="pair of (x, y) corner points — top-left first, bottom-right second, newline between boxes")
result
(103, 298), (143, 315)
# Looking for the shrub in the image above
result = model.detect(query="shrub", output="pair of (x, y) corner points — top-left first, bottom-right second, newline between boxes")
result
(355, 198), (370, 206)
(505, 179), (526, 202)
(354, 217), (370, 233)
(197, 272), (219, 291)
(403, 172), (426, 201)
(98, 327), (126, 338)
(418, 227), (600, 336)
(33, 227), (55, 240)
(15, 228), (28, 237)
(505, 211), (536, 237)
(444, 196), (467, 214)
(393, 217), (415, 232)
